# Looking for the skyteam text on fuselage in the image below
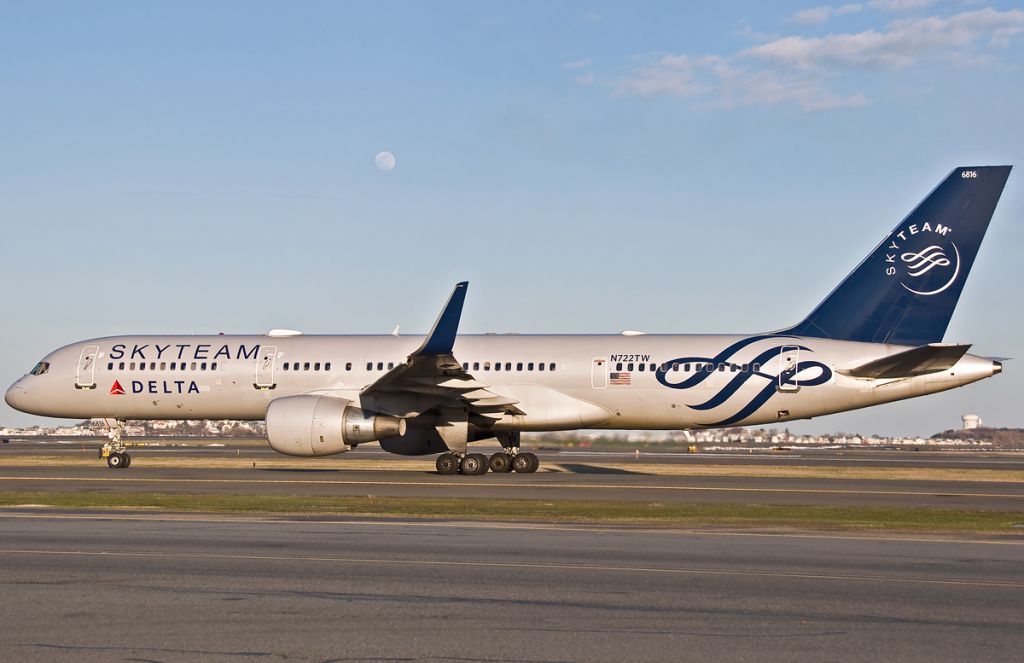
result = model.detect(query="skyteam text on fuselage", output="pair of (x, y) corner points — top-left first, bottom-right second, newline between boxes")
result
(5, 166), (1012, 474)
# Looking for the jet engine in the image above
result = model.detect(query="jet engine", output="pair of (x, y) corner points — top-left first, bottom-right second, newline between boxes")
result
(266, 395), (406, 457)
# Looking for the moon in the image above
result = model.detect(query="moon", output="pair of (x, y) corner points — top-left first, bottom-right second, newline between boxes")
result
(374, 151), (396, 172)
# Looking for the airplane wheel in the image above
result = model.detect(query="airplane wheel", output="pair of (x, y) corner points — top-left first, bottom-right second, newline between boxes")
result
(436, 453), (459, 475)
(521, 452), (539, 473)
(123, 453), (132, 468)
(107, 453), (124, 469)
(511, 454), (532, 473)
(460, 453), (487, 476)
(488, 453), (512, 473)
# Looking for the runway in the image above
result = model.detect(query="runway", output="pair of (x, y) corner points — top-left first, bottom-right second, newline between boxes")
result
(2, 443), (1023, 510)
(1, 511), (1021, 662)
(6, 438), (1024, 470)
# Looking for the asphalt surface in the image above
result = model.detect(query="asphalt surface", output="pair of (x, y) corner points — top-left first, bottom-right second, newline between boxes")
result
(1, 458), (1022, 511)
(5, 438), (1024, 470)
(0, 511), (1021, 662)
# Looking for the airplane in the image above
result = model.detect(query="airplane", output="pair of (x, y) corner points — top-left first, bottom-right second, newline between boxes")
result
(5, 166), (1013, 475)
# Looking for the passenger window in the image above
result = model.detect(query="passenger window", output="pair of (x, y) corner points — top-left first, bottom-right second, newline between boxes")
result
(201, 362), (207, 370)
(325, 362), (331, 371)
(473, 362), (480, 371)
(538, 363), (545, 371)
(718, 365), (725, 372)
(211, 362), (218, 370)
(463, 363), (469, 370)
(160, 362), (166, 370)
(505, 362), (511, 371)
(650, 363), (656, 372)
(638, 364), (645, 372)
(495, 363), (501, 372)
(684, 363), (690, 372)
(119, 362), (125, 370)
(376, 362), (383, 371)
(107, 362), (113, 370)
(731, 365), (737, 372)
(139, 363), (146, 371)
(314, 362), (321, 371)
(283, 363), (289, 371)
(130, 362), (136, 370)
(388, 362), (394, 370)
(346, 362), (352, 371)
(191, 362), (197, 370)
(550, 363), (556, 371)
(627, 363), (634, 371)
(366, 362), (373, 370)
(673, 363), (680, 372)
(753, 363), (761, 372)
(516, 362), (523, 371)
(484, 362), (491, 370)
(528, 362), (534, 371)
(616, 363), (623, 371)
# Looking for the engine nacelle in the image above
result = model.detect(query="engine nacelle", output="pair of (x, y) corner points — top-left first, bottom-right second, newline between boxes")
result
(266, 395), (406, 457)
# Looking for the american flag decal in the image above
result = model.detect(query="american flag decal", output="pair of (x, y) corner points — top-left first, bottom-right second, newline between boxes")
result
(609, 372), (631, 385)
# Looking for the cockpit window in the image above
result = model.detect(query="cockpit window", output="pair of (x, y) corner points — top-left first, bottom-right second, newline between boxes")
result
(30, 361), (50, 376)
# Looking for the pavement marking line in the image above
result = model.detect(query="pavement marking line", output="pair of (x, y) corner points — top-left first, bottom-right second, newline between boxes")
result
(2, 511), (1023, 546)
(2, 547), (1022, 589)
(0, 475), (1021, 499)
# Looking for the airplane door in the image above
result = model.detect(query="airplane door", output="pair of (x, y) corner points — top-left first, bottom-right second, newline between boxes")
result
(591, 357), (608, 389)
(255, 345), (277, 389)
(75, 345), (100, 389)
(777, 346), (800, 392)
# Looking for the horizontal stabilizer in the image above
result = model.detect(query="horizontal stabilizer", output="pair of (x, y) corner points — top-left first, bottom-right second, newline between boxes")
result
(840, 343), (971, 379)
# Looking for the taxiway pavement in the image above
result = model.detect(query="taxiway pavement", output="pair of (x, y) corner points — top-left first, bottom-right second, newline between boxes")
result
(0, 511), (1021, 662)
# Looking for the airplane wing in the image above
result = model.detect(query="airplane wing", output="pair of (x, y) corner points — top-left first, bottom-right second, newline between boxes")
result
(839, 343), (972, 379)
(358, 282), (524, 425)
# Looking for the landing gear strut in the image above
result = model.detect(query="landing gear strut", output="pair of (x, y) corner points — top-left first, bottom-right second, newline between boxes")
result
(499, 431), (538, 474)
(100, 418), (132, 469)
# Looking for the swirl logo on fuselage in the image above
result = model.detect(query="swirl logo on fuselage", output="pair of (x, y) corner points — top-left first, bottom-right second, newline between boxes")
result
(883, 222), (960, 297)
(655, 335), (832, 427)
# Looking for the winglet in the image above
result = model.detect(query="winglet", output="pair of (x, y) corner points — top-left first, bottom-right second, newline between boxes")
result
(413, 282), (468, 356)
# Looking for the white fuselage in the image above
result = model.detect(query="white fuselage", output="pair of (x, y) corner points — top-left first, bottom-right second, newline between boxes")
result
(5, 332), (1001, 430)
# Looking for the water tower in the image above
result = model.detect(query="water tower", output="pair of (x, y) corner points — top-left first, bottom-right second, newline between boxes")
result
(962, 414), (981, 430)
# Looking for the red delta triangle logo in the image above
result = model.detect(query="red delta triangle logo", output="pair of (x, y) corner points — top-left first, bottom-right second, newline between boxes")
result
(109, 380), (125, 396)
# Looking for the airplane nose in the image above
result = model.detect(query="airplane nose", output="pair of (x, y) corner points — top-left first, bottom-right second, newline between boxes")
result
(5, 383), (27, 410)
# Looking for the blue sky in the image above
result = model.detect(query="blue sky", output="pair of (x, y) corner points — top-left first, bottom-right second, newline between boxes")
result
(2, 0), (1022, 436)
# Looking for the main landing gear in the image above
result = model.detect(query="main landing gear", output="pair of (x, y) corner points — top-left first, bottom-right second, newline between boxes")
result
(100, 418), (132, 470)
(435, 430), (539, 476)
(434, 451), (538, 475)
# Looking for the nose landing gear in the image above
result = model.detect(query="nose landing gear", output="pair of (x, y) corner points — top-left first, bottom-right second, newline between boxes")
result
(100, 418), (132, 469)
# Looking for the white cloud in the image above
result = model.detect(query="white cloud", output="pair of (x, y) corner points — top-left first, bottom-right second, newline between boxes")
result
(585, 5), (1023, 112)
(611, 54), (865, 112)
(746, 8), (1024, 70)
(574, 72), (596, 86)
(789, 4), (863, 26)
(868, 0), (936, 12)
(562, 58), (593, 70)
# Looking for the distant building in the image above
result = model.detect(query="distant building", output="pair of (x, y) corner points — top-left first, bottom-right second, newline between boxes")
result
(962, 414), (982, 430)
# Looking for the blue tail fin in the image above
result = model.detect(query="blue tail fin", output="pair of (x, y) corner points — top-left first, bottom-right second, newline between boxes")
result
(784, 166), (1012, 346)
